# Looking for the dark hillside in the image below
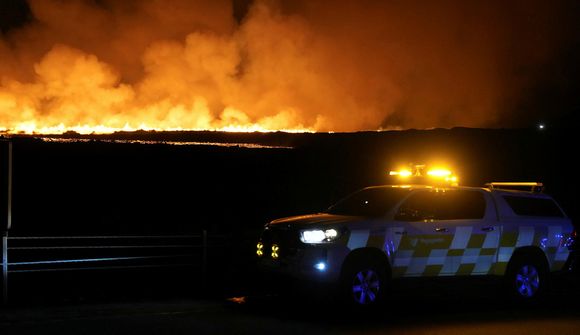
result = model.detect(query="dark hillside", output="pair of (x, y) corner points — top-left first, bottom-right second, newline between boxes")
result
(3, 127), (576, 237)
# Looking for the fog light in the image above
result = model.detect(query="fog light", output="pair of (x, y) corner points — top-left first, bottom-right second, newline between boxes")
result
(271, 244), (279, 259)
(314, 262), (327, 271)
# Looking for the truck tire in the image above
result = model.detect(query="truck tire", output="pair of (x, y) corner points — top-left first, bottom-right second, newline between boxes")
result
(505, 253), (548, 301)
(340, 256), (388, 306)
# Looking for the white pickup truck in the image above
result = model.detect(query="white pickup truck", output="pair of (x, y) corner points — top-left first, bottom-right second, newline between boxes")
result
(257, 182), (576, 305)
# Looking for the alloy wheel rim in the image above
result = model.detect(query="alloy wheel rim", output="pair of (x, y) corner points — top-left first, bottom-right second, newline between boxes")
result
(352, 269), (380, 304)
(515, 264), (540, 298)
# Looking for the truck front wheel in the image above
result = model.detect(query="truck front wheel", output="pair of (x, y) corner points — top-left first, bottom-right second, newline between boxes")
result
(341, 257), (388, 306)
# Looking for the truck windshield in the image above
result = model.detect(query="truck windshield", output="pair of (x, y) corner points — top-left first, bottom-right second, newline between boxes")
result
(326, 187), (410, 217)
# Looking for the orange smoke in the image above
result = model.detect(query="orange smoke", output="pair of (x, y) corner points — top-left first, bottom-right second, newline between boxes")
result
(0, 0), (575, 134)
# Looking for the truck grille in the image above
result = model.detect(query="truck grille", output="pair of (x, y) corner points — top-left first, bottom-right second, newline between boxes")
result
(259, 226), (300, 258)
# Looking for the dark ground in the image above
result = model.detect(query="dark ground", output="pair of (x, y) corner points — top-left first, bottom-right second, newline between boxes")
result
(2, 274), (580, 335)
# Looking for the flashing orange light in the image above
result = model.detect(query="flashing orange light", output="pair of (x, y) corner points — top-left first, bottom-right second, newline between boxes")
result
(389, 169), (412, 177)
(427, 168), (458, 186)
(389, 164), (459, 186)
(427, 169), (452, 177)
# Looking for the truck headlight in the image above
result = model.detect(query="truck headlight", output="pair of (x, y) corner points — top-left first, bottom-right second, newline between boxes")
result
(300, 228), (340, 244)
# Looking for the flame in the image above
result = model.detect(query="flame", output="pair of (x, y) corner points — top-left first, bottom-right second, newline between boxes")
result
(2, 122), (313, 135)
(0, 1), (572, 133)
(0, 55), (315, 135)
(0, 4), (321, 135)
(1, 121), (313, 135)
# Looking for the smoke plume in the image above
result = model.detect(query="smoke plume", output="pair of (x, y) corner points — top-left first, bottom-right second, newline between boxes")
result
(0, 0), (578, 133)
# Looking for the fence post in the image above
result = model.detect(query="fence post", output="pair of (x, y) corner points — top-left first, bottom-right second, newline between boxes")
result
(7, 141), (12, 231)
(2, 141), (11, 305)
(202, 230), (207, 290)
(2, 232), (7, 305)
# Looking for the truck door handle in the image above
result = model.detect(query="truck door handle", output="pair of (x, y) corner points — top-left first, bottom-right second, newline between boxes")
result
(434, 227), (448, 233)
(481, 226), (495, 232)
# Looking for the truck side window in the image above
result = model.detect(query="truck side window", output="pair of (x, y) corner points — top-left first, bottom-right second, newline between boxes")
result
(503, 196), (564, 217)
(436, 190), (485, 220)
(396, 190), (485, 221)
(395, 191), (436, 221)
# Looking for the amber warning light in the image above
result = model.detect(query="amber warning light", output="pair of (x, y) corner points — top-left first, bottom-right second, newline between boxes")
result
(389, 164), (458, 186)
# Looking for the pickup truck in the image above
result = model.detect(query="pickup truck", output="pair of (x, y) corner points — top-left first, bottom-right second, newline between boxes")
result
(256, 183), (576, 305)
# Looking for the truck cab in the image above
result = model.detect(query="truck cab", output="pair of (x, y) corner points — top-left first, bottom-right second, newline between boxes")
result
(257, 179), (576, 305)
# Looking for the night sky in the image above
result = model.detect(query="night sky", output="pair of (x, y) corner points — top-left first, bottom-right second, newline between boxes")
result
(1, 0), (579, 132)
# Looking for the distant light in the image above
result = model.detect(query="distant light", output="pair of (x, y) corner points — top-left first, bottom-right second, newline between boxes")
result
(227, 296), (247, 304)
(538, 124), (545, 130)
(314, 262), (327, 271)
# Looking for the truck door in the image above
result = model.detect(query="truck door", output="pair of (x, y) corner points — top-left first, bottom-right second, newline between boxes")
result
(391, 189), (498, 277)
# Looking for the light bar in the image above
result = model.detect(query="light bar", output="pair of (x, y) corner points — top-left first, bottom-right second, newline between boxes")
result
(427, 169), (452, 177)
(389, 169), (412, 177)
(389, 164), (458, 186)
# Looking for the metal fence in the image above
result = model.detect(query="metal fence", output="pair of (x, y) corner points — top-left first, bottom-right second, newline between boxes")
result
(1, 231), (229, 304)
(0, 140), (240, 304)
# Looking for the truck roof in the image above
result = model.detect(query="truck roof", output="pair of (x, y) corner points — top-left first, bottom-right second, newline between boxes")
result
(367, 184), (555, 199)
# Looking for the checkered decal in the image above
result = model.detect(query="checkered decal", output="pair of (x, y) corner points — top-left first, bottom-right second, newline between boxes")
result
(347, 224), (571, 278)
(389, 226), (500, 277)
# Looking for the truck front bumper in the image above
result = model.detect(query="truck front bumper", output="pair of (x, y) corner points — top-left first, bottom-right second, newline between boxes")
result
(256, 244), (349, 283)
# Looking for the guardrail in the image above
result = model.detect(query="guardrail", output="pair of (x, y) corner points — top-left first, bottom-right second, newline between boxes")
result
(1, 231), (229, 304)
